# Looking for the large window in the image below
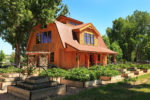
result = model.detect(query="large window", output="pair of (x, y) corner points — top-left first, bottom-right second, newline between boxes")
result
(36, 31), (51, 44)
(84, 33), (95, 45)
(91, 35), (94, 45)
(88, 34), (91, 44)
(36, 33), (41, 44)
(50, 52), (54, 62)
(84, 33), (87, 44)
(48, 31), (51, 43)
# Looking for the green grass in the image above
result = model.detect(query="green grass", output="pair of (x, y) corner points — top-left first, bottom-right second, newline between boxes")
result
(55, 75), (150, 100)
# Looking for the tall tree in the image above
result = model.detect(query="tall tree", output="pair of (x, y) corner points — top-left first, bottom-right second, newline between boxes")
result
(0, 0), (69, 67)
(102, 35), (110, 49)
(106, 10), (150, 62)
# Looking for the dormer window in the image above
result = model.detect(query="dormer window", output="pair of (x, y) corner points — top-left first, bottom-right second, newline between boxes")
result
(84, 33), (88, 44)
(84, 33), (95, 45)
(91, 35), (94, 45)
(73, 32), (78, 40)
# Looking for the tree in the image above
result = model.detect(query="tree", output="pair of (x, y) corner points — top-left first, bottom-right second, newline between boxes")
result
(102, 35), (110, 49)
(106, 10), (150, 62)
(0, 50), (5, 62)
(0, 0), (69, 67)
(110, 41), (123, 61)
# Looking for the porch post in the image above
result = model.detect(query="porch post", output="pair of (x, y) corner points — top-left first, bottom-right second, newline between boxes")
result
(94, 54), (97, 66)
(114, 54), (116, 64)
(77, 53), (80, 68)
(109, 54), (111, 64)
(87, 54), (90, 68)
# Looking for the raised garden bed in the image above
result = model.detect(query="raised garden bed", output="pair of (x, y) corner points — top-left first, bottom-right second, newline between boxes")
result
(8, 84), (66, 100)
(60, 78), (101, 88)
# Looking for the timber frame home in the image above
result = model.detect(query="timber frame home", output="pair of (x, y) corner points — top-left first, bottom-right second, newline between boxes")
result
(26, 15), (117, 69)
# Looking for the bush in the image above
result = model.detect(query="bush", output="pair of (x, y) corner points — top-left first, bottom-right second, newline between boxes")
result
(0, 66), (23, 73)
(65, 68), (90, 82)
(0, 50), (5, 62)
(101, 68), (121, 77)
(39, 68), (68, 77)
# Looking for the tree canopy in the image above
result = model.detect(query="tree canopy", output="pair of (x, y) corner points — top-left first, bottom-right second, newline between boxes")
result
(0, 0), (69, 67)
(106, 10), (150, 62)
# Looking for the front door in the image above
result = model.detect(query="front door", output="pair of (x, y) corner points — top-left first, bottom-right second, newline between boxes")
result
(90, 54), (94, 66)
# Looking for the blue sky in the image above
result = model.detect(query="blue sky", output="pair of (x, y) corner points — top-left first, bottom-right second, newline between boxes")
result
(0, 0), (150, 55)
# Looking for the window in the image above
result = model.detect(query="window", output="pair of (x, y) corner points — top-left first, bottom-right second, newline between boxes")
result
(84, 33), (87, 44)
(73, 32), (78, 40)
(36, 31), (52, 44)
(69, 22), (78, 26)
(48, 31), (51, 43)
(91, 35), (94, 45)
(88, 34), (91, 44)
(36, 33), (41, 44)
(50, 52), (54, 62)
(98, 54), (100, 61)
(41, 32), (47, 43)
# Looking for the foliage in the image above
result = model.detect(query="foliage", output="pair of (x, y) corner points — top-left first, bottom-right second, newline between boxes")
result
(110, 41), (123, 61)
(10, 52), (15, 63)
(101, 68), (121, 77)
(0, 66), (23, 73)
(0, 0), (69, 67)
(102, 35), (110, 49)
(39, 68), (68, 77)
(0, 50), (5, 62)
(106, 10), (150, 62)
(137, 64), (150, 70)
(65, 68), (91, 82)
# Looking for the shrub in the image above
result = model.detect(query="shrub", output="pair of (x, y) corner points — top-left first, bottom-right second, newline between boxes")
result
(0, 66), (23, 73)
(0, 50), (5, 62)
(65, 68), (91, 82)
(39, 68), (68, 77)
(101, 68), (121, 77)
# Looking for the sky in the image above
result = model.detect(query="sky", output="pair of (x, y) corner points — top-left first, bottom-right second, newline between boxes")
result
(0, 0), (150, 55)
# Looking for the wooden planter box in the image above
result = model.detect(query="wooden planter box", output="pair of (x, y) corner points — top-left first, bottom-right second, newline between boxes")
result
(134, 71), (139, 75)
(119, 69), (127, 73)
(127, 72), (135, 78)
(100, 76), (111, 81)
(121, 73), (128, 77)
(0, 81), (16, 90)
(60, 78), (101, 88)
(1, 73), (21, 78)
(100, 75), (122, 81)
(8, 84), (66, 100)
(50, 77), (61, 84)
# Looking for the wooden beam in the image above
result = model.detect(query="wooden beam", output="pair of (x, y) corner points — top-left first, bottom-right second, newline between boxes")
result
(77, 53), (80, 68)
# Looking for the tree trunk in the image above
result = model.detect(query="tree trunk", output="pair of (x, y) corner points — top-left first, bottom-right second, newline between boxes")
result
(15, 42), (21, 68)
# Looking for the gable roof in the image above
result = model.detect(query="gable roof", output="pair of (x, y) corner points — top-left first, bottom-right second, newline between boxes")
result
(55, 21), (117, 54)
(56, 15), (83, 25)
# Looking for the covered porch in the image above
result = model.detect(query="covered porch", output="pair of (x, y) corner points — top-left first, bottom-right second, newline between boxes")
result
(75, 52), (117, 68)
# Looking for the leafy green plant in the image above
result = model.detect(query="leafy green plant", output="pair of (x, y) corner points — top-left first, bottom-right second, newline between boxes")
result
(0, 50), (5, 62)
(39, 68), (68, 77)
(101, 68), (121, 77)
(0, 66), (23, 73)
(65, 68), (91, 82)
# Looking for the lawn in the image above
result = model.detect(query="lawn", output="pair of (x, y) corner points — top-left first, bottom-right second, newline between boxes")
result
(55, 74), (150, 100)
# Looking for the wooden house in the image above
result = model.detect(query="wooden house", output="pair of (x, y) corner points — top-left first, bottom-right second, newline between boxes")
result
(26, 15), (117, 69)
